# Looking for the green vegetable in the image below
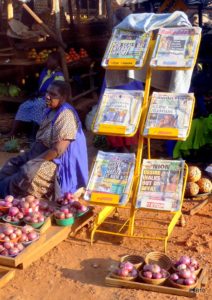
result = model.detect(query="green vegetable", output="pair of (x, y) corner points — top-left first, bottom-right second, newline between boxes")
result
(4, 138), (20, 152)
(0, 83), (9, 96)
(8, 85), (21, 97)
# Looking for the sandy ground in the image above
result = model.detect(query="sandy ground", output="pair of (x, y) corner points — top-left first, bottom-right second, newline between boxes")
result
(0, 131), (211, 300)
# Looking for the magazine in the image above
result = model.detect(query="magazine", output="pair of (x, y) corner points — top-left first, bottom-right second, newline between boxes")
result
(93, 89), (144, 134)
(136, 159), (185, 211)
(143, 92), (194, 138)
(102, 29), (152, 68)
(150, 27), (201, 68)
(84, 151), (136, 205)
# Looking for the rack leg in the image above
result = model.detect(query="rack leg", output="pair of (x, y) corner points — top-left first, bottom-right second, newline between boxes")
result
(147, 138), (151, 159)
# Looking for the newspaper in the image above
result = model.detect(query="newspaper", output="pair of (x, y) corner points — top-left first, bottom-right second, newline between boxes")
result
(150, 27), (202, 68)
(93, 88), (144, 134)
(102, 29), (151, 68)
(84, 151), (135, 205)
(143, 92), (194, 138)
(136, 159), (185, 211)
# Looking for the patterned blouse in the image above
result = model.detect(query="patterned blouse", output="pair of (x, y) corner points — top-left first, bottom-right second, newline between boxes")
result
(29, 108), (78, 199)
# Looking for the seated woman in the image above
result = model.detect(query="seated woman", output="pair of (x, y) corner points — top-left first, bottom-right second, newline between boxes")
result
(8, 51), (64, 137)
(0, 81), (88, 200)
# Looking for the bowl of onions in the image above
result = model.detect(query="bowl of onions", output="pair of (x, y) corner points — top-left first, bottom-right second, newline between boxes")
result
(54, 207), (75, 226)
(111, 261), (138, 281)
(173, 255), (200, 275)
(23, 212), (45, 229)
(168, 269), (197, 290)
(139, 264), (170, 285)
(20, 225), (39, 245)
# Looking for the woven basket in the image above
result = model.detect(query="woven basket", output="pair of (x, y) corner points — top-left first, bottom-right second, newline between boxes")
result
(120, 255), (144, 269)
(111, 272), (137, 281)
(145, 252), (172, 271)
(139, 271), (169, 286)
(168, 278), (197, 290)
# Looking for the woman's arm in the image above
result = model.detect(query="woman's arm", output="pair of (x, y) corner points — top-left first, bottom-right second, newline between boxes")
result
(38, 140), (71, 161)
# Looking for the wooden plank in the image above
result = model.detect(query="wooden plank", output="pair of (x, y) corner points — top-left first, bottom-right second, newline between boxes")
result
(105, 269), (205, 298)
(38, 216), (52, 234)
(0, 266), (15, 289)
(19, 226), (71, 269)
(69, 209), (95, 237)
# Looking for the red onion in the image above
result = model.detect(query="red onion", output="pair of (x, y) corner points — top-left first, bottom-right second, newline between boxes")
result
(120, 268), (129, 277)
(22, 225), (34, 234)
(179, 269), (191, 279)
(19, 234), (27, 242)
(3, 227), (14, 236)
(61, 207), (69, 214)
(152, 272), (162, 279)
(9, 248), (19, 256)
(122, 262), (133, 272)
(179, 256), (191, 266)
(65, 213), (73, 219)
(9, 207), (19, 217)
(4, 242), (14, 250)
(25, 195), (35, 203)
(0, 245), (4, 253)
(130, 269), (138, 277)
(9, 233), (17, 240)
(170, 273), (179, 281)
(64, 192), (74, 200)
(5, 202), (12, 208)
(151, 264), (161, 273)
(28, 232), (38, 241)
(143, 264), (151, 272)
(188, 265), (196, 272)
(184, 278), (195, 286)
(0, 233), (5, 239)
(143, 271), (152, 279)
(177, 264), (187, 271)
(5, 195), (14, 202)
(1, 249), (9, 256)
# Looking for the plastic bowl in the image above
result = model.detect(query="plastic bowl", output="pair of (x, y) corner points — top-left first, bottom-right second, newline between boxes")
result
(76, 207), (90, 217)
(24, 219), (45, 229)
(55, 216), (75, 226)
(2, 216), (22, 226)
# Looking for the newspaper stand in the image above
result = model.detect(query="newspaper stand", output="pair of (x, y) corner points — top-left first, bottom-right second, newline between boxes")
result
(88, 27), (200, 252)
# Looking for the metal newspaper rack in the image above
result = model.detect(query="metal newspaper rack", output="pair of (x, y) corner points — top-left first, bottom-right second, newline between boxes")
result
(86, 27), (201, 252)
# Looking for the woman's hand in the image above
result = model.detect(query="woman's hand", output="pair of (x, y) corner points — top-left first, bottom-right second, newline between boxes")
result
(39, 140), (71, 161)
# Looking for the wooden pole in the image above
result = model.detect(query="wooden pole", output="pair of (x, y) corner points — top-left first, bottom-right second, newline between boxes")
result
(54, 0), (70, 85)
(105, 0), (112, 33)
(7, 0), (13, 20)
(68, 0), (74, 26)
(0, 0), (3, 31)
(22, 2), (66, 49)
(76, 0), (80, 23)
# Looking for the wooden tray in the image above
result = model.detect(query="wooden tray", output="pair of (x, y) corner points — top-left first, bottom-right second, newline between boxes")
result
(105, 268), (207, 298)
(0, 266), (15, 289)
(0, 231), (46, 268)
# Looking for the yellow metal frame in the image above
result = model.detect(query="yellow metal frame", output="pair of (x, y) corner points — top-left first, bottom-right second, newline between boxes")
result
(90, 34), (196, 252)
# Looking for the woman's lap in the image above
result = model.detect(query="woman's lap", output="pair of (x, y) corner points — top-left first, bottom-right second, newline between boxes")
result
(0, 157), (56, 198)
